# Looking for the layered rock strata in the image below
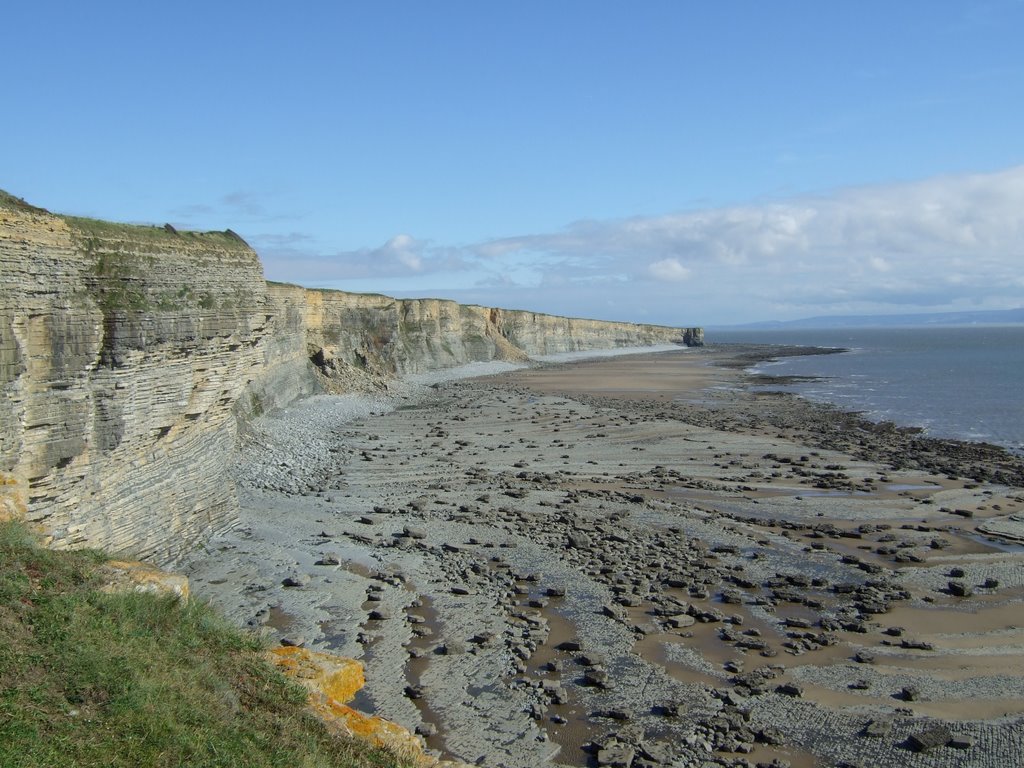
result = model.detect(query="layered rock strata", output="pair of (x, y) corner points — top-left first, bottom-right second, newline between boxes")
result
(0, 191), (701, 562)
(0, 193), (265, 560)
(244, 283), (701, 416)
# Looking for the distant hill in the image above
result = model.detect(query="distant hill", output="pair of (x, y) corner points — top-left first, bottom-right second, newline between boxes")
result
(721, 307), (1024, 330)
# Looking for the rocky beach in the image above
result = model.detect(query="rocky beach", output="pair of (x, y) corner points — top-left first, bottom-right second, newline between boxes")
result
(180, 345), (1024, 768)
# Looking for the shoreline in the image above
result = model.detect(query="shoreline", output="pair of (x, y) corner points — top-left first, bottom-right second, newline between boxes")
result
(711, 332), (1024, 458)
(183, 344), (1024, 768)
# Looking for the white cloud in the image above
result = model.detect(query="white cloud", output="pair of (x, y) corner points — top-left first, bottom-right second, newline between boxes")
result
(868, 256), (891, 272)
(383, 234), (423, 271)
(259, 165), (1024, 324)
(460, 165), (1024, 321)
(648, 258), (691, 282)
(258, 232), (465, 282)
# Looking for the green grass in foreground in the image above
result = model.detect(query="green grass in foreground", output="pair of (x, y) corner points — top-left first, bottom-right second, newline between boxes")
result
(0, 522), (411, 768)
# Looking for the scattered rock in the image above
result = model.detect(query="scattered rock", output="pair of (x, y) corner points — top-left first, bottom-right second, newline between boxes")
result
(415, 722), (438, 737)
(948, 734), (975, 750)
(862, 718), (892, 738)
(900, 685), (921, 702)
(901, 639), (935, 651)
(906, 725), (951, 752)
(591, 709), (631, 721)
(947, 580), (972, 597)
(583, 668), (610, 688)
(596, 742), (634, 767)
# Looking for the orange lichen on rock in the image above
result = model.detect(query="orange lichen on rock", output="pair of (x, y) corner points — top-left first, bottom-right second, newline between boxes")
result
(99, 560), (191, 603)
(317, 698), (427, 754)
(267, 646), (474, 768)
(268, 646), (365, 704)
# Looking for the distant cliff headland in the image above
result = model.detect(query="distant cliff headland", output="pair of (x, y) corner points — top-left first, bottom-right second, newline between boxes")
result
(0, 191), (701, 562)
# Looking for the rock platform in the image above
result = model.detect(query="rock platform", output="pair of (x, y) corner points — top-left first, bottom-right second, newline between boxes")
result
(183, 347), (1024, 768)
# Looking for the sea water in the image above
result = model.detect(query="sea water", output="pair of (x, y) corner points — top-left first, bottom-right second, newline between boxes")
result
(708, 326), (1024, 454)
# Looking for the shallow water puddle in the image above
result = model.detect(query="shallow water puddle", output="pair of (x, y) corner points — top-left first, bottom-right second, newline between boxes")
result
(884, 593), (1024, 637)
(511, 592), (596, 766)
(265, 605), (297, 632)
(802, 680), (1024, 720)
(964, 532), (1024, 553)
(403, 593), (451, 753)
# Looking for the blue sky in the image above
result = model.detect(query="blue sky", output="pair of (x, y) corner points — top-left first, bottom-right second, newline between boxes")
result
(4, 1), (1023, 325)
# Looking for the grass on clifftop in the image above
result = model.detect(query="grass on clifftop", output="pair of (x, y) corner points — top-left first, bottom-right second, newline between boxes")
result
(0, 189), (49, 214)
(66, 213), (249, 247)
(0, 188), (248, 246)
(0, 522), (411, 768)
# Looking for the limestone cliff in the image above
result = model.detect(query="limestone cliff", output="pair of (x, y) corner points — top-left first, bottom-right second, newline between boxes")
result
(0, 192), (267, 559)
(0, 191), (701, 561)
(248, 286), (700, 410)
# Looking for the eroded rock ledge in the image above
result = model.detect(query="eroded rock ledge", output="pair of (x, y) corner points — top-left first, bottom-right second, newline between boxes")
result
(268, 646), (474, 768)
(0, 190), (701, 561)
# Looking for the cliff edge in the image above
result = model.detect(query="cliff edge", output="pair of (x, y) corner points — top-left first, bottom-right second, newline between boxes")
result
(0, 191), (701, 562)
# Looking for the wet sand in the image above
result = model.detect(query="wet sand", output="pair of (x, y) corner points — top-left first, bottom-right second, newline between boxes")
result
(181, 345), (1024, 768)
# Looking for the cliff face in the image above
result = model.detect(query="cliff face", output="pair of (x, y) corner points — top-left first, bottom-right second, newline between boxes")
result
(0, 193), (701, 561)
(486, 307), (703, 356)
(237, 286), (698, 419)
(288, 288), (700, 377)
(0, 196), (267, 559)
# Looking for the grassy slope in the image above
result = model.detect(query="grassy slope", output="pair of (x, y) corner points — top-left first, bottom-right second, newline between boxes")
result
(0, 523), (411, 768)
